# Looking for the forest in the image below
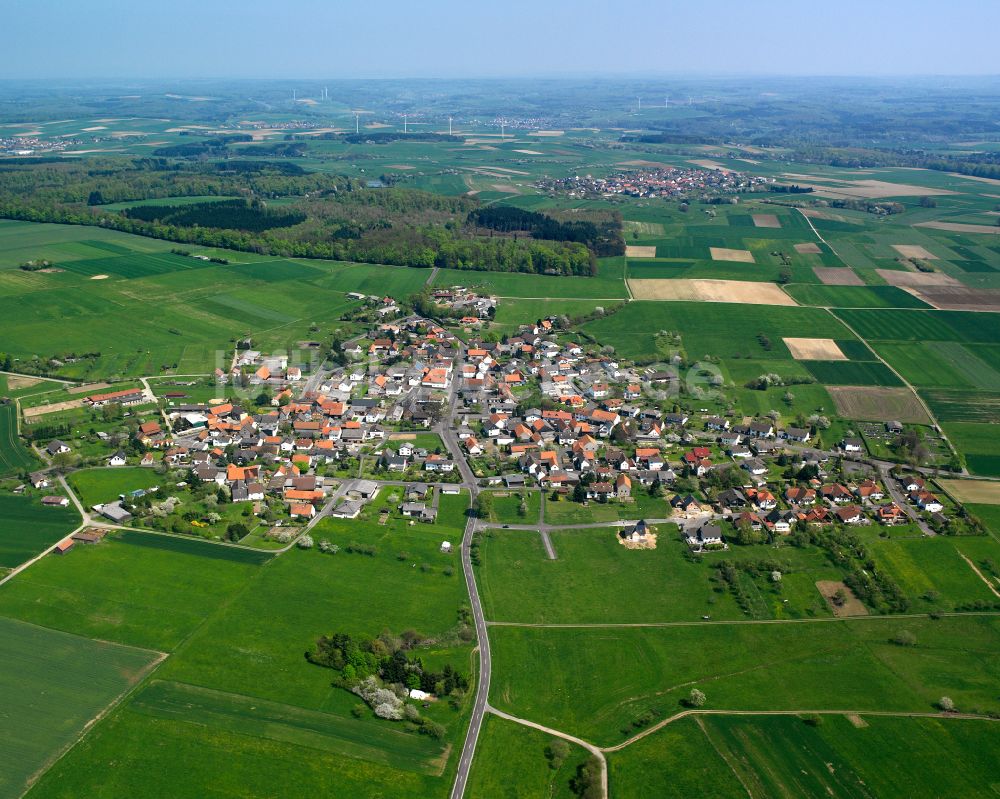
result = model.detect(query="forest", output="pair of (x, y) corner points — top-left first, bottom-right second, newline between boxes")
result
(467, 206), (625, 257)
(0, 159), (596, 275)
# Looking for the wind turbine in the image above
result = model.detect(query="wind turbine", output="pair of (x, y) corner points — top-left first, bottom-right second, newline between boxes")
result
(355, 113), (360, 134)
(403, 114), (408, 134)
(637, 96), (641, 112)
(448, 116), (453, 136)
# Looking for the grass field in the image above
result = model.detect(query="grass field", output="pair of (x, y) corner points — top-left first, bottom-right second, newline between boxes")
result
(478, 530), (843, 624)
(24, 703), (447, 799)
(827, 386), (930, 423)
(942, 422), (1000, 476)
(0, 616), (159, 799)
(0, 404), (37, 475)
(611, 714), (1000, 799)
(607, 716), (750, 799)
(68, 467), (165, 507)
(0, 494), (79, 568)
(488, 615), (1000, 745)
(0, 532), (263, 650)
(867, 536), (1000, 610)
(467, 714), (588, 799)
(432, 263), (628, 299)
(784, 284), (932, 309)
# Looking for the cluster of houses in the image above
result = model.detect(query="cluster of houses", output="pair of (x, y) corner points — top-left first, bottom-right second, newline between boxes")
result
(430, 288), (497, 326)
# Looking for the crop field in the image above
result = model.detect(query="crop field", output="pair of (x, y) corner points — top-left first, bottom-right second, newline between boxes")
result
(634, 714), (1000, 799)
(466, 714), (588, 799)
(478, 530), (841, 624)
(785, 284), (931, 309)
(487, 615), (1000, 744)
(628, 278), (797, 305)
(583, 301), (854, 361)
(431, 264), (628, 299)
(0, 533), (264, 650)
(923, 388), (1000, 423)
(837, 309), (1000, 344)
(0, 616), (159, 799)
(10, 518), (474, 798)
(803, 360), (904, 386)
(0, 403), (37, 475)
(24, 702), (447, 799)
(876, 342), (1000, 390)
(937, 479), (1000, 504)
(941, 422), (1000, 476)
(68, 467), (164, 507)
(0, 494), (79, 568)
(827, 386), (931, 423)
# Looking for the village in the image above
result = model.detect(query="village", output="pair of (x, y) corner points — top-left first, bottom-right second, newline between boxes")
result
(18, 290), (970, 559)
(535, 165), (771, 200)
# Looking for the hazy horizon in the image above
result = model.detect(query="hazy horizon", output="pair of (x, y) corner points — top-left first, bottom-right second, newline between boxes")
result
(3, 0), (999, 81)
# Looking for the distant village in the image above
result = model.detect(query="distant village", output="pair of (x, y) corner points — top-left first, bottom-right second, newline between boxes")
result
(536, 166), (771, 200)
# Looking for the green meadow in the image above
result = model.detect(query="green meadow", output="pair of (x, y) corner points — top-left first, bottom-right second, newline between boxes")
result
(488, 615), (1000, 745)
(0, 494), (79, 568)
(0, 616), (158, 799)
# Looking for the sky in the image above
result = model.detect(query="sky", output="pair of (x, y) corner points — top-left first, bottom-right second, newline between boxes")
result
(2, 0), (999, 80)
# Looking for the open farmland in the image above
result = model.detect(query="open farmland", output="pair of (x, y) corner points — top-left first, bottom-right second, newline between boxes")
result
(584, 301), (854, 361)
(0, 494), (79, 568)
(938, 479), (1000, 504)
(828, 386), (931, 423)
(466, 715), (588, 799)
(0, 403), (37, 474)
(478, 529), (840, 624)
(609, 714), (1000, 799)
(0, 532), (264, 650)
(0, 616), (160, 799)
(488, 615), (1000, 745)
(628, 278), (797, 305)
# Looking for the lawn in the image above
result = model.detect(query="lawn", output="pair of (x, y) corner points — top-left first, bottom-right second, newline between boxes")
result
(0, 494), (79, 568)
(466, 714), (589, 799)
(542, 493), (670, 525)
(487, 615), (1000, 745)
(0, 532), (264, 651)
(0, 616), (159, 799)
(481, 488), (541, 525)
(68, 467), (164, 507)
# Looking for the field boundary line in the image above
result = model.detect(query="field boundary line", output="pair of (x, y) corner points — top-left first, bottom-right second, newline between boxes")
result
(957, 551), (1000, 598)
(693, 716), (754, 798)
(485, 610), (1000, 629)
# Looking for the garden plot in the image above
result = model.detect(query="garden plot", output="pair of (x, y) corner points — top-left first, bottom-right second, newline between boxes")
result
(709, 247), (755, 263)
(628, 279), (797, 306)
(783, 338), (847, 361)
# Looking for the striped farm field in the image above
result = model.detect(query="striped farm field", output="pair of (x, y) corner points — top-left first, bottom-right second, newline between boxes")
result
(0, 403), (37, 475)
(0, 616), (160, 799)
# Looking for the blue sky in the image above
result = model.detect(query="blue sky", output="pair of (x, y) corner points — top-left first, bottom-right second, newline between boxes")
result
(2, 0), (999, 79)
